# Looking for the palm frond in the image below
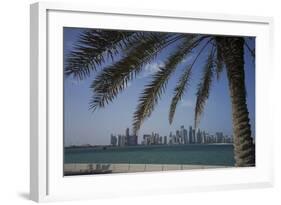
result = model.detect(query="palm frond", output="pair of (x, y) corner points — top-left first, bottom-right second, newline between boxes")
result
(194, 49), (215, 129)
(132, 36), (206, 134)
(168, 37), (214, 125)
(215, 38), (224, 79)
(89, 33), (186, 110)
(65, 29), (144, 79)
(169, 66), (192, 124)
(244, 38), (255, 60)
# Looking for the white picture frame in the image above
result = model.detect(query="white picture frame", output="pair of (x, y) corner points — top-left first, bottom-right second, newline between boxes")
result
(30, 1), (274, 202)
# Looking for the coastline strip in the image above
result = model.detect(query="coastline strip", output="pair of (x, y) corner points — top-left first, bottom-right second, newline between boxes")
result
(64, 163), (231, 175)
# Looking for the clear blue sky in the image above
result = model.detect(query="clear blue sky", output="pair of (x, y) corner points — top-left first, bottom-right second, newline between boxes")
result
(63, 27), (255, 146)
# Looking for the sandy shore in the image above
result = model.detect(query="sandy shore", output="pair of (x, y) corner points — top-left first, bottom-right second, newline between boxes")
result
(64, 163), (230, 175)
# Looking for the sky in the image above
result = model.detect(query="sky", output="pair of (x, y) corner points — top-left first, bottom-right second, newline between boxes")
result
(63, 27), (255, 146)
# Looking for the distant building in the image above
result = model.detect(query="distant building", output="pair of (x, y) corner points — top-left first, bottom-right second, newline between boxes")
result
(169, 132), (173, 144)
(124, 128), (138, 146)
(183, 128), (188, 144)
(118, 134), (125, 146)
(192, 129), (196, 143)
(143, 134), (151, 145)
(196, 129), (202, 144)
(164, 136), (167, 144)
(127, 135), (138, 146)
(155, 133), (160, 144)
(126, 128), (129, 138)
(216, 132), (224, 143)
(202, 131), (206, 144)
(189, 126), (193, 144)
(112, 126), (231, 147)
(180, 125), (187, 144)
(110, 134), (117, 146)
(176, 130), (180, 144)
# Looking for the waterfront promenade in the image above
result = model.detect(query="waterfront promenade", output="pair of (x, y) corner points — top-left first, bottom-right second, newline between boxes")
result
(64, 163), (230, 175)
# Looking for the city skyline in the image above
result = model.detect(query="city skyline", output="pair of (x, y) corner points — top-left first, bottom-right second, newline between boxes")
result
(69, 124), (235, 147)
(64, 28), (255, 146)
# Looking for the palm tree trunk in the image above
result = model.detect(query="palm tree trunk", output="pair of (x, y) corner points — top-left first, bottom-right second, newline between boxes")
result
(217, 37), (255, 167)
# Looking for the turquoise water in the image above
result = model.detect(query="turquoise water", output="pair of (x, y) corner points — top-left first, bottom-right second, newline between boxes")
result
(64, 144), (235, 166)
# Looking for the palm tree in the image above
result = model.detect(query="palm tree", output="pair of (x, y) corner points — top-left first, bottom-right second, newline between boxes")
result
(65, 29), (255, 167)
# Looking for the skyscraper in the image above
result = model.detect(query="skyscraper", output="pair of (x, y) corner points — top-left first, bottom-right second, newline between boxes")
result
(126, 128), (129, 138)
(202, 131), (206, 144)
(155, 133), (160, 144)
(192, 129), (196, 143)
(110, 134), (117, 146)
(169, 132), (173, 144)
(183, 128), (188, 144)
(164, 136), (167, 144)
(196, 129), (202, 144)
(125, 127), (138, 146)
(180, 125), (184, 144)
(143, 134), (151, 145)
(176, 130), (180, 144)
(216, 132), (224, 143)
(118, 134), (125, 146)
(189, 126), (193, 144)
(127, 134), (138, 146)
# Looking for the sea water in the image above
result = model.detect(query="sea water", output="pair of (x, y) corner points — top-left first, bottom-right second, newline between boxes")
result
(64, 144), (235, 166)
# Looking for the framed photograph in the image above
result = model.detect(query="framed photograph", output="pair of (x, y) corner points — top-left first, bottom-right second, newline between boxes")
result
(30, 2), (274, 202)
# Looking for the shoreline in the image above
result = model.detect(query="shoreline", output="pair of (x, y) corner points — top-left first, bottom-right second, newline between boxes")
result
(65, 143), (234, 149)
(64, 163), (232, 175)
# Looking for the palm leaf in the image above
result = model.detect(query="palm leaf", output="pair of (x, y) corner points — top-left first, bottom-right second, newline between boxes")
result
(168, 37), (214, 125)
(244, 38), (255, 62)
(215, 38), (224, 79)
(65, 29), (143, 79)
(169, 66), (192, 124)
(132, 35), (205, 134)
(89, 33), (185, 110)
(194, 49), (215, 128)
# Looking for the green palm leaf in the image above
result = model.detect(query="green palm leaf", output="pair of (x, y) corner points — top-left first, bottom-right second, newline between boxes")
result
(89, 33), (184, 110)
(214, 38), (224, 79)
(194, 49), (215, 128)
(244, 38), (255, 64)
(168, 38), (214, 125)
(65, 30), (146, 79)
(133, 36), (204, 134)
(169, 66), (192, 124)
